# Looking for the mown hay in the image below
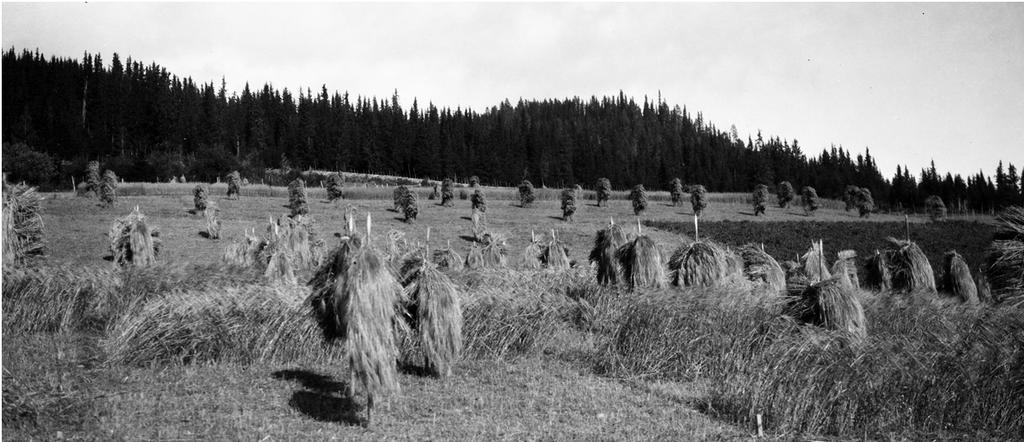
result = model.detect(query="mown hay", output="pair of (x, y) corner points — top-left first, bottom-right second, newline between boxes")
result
(942, 250), (978, 304)
(471, 189), (487, 213)
(519, 238), (543, 270)
(801, 186), (819, 215)
(100, 170), (118, 206)
(479, 233), (508, 268)
(670, 178), (684, 206)
(327, 173), (344, 201)
(831, 250), (860, 289)
(801, 241), (831, 283)
(441, 178), (454, 207)
(925, 195), (947, 221)
(471, 209), (486, 240)
(288, 178), (308, 217)
(518, 180), (535, 208)
(791, 277), (867, 340)
(630, 184), (647, 215)
(84, 160), (101, 197)
(560, 187), (577, 221)
(737, 244), (786, 294)
(590, 223), (627, 285)
(669, 240), (733, 287)
(204, 205), (221, 240)
(752, 184), (768, 216)
(542, 234), (571, 270)
(616, 235), (665, 289)
(464, 243), (485, 270)
(398, 256), (462, 377)
(596, 178), (611, 207)
(193, 184), (209, 212)
(469, 175), (480, 187)
(393, 186), (409, 211)
(222, 228), (264, 267)
(2, 183), (45, 266)
(855, 188), (874, 218)
(108, 208), (160, 267)
(402, 189), (418, 222)
(226, 171), (241, 199)
(691, 184), (708, 217)
(843, 185), (860, 212)
(777, 181), (795, 208)
(985, 206), (1024, 306)
(886, 237), (936, 294)
(865, 250), (892, 291)
(432, 245), (464, 272)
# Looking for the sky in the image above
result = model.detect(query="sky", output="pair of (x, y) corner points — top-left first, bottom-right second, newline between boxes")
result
(2, 2), (1022, 178)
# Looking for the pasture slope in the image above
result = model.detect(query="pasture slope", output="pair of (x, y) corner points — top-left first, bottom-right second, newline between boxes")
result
(4, 184), (1018, 441)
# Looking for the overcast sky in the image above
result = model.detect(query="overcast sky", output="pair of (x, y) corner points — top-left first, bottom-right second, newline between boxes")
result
(3, 2), (1022, 178)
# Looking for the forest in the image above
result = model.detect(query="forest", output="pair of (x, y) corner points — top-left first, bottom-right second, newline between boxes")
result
(3, 48), (1021, 212)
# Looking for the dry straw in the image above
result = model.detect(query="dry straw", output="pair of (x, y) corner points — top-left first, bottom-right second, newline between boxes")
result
(615, 221), (665, 289)
(737, 244), (786, 294)
(984, 206), (1023, 306)
(226, 171), (241, 199)
(801, 240), (831, 283)
(471, 209), (487, 241)
(518, 180), (536, 208)
(561, 187), (577, 222)
(630, 185), (648, 216)
(691, 184), (708, 217)
(402, 189), (419, 222)
(801, 186), (819, 215)
(542, 230), (571, 270)
(669, 178), (684, 207)
(479, 233), (508, 268)
(942, 250), (978, 304)
(398, 251), (463, 377)
(108, 207), (160, 267)
(776, 181), (795, 208)
(669, 239), (733, 287)
(865, 250), (892, 291)
(2, 183), (45, 266)
(100, 169), (118, 206)
(326, 172), (344, 202)
(752, 184), (768, 216)
(288, 178), (308, 217)
(831, 250), (860, 289)
(590, 220), (627, 285)
(193, 183), (209, 212)
(855, 188), (875, 218)
(432, 240), (464, 271)
(925, 195), (947, 221)
(471, 188), (487, 213)
(441, 178), (455, 207)
(792, 276), (867, 341)
(886, 237), (937, 294)
(84, 160), (101, 197)
(204, 204), (221, 240)
(464, 243), (485, 270)
(393, 185), (409, 211)
(596, 178), (611, 207)
(519, 231), (543, 270)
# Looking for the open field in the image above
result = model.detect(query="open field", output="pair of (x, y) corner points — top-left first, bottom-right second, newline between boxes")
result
(4, 185), (1020, 441)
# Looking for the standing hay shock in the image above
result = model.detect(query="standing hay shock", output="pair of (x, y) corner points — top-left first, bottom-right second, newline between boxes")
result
(843, 185), (860, 212)
(791, 277), (867, 341)
(690, 184), (708, 217)
(560, 188), (577, 222)
(518, 180), (536, 208)
(925, 195), (947, 221)
(801, 186), (819, 216)
(260, 221), (296, 285)
(801, 241), (831, 283)
(886, 237), (937, 294)
(100, 170), (118, 207)
(942, 250), (978, 304)
(204, 204), (221, 240)
(108, 207), (161, 267)
(471, 209), (487, 241)
(478, 233), (508, 268)
(326, 173), (344, 202)
(440, 178), (455, 207)
(520, 232), (543, 270)
(595, 178), (611, 207)
(226, 171), (242, 200)
(984, 206), (1024, 306)
(615, 225), (665, 289)
(630, 185), (647, 216)
(432, 241), (464, 271)
(589, 221), (627, 285)
(776, 181), (795, 208)
(752, 184), (769, 216)
(83, 161), (102, 197)
(542, 231), (571, 270)
(307, 228), (404, 426)
(393, 186), (409, 212)
(669, 239), (732, 287)
(669, 178), (684, 206)
(831, 250), (860, 289)
(737, 244), (786, 294)
(865, 250), (892, 291)
(2, 183), (45, 266)
(471, 189), (487, 213)
(193, 183), (210, 212)
(288, 178), (309, 217)
(222, 228), (264, 267)
(464, 243), (485, 270)
(855, 188), (874, 218)
(428, 183), (439, 200)
(401, 189), (419, 223)
(398, 252), (463, 377)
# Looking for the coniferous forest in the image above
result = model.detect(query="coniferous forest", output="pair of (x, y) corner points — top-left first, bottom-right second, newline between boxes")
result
(3, 48), (1022, 213)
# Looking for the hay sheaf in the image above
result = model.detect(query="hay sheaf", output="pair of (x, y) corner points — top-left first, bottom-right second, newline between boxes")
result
(204, 205), (221, 240)
(399, 256), (463, 377)
(542, 236), (571, 270)
(193, 184), (209, 212)
(100, 170), (118, 206)
(886, 238), (936, 294)
(226, 171), (242, 199)
(518, 180), (536, 207)
(288, 178), (309, 217)
(831, 250), (860, 289)
(942, 250), (978, 304)
(326, 173), (344, 201)
(561, 188), (577, 222)
(801, 242), (831, 283)
(630, 185), (648, 215)
(985, 206), (1024, 306)
(519, 240), (543, 270)
(865, 250), (892, 292)
(108, 208), (161, 267)
(590, 224), (627, 285)
(790, 277), (867, 340)
(479, 233), (508, 268)
(737, 245), (786, 294)
(432, 246), (464, 272)
(464, 243), (485, 270)
(669, 240), (734, 287)
(616, 235), (665, 289)
(596, 178), (611, 207)
(690, 184), (708, 216)
(2, 183), (45, 266)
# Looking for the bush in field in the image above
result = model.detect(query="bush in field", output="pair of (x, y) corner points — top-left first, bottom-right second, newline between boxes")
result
(1, 142), (56, 187)
(752, 184), (769, 216)
(801, 186), (819, 215)
(288, 178), (308, 217)
(669, 178), (684, 206)
(326, 173), (344, 202)
(691, 184), (708, 217)
(471, 189), (486, 213)
(855, 188), (874, 218)
(630, 185), (647, 216)
(925, 195), (947, 221)
(844, 185), (860, 212)
(441, 179), (454, 207)
(100, 170), (118, 207)
(596, 178), (611, 207)
(777, 181), (795, 208)
(226, 171), (241, 200)
(518, 180), (536, 208)
(561, 188), (577, 222)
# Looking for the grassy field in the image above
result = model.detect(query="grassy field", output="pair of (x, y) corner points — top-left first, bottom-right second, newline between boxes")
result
(4, 185), (1018, 441)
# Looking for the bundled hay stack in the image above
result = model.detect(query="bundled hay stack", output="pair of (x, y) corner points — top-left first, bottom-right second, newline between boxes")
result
(108, 207), (161, 267)
(669, 240), (733, 287)
(384, 229), (407, 262)
(393, 186), (409, 212)
(401, 189), (418, 223)
(630, 185), (647, 216)
(288, 178), (309, 217)
(590, 221), (627, 285)
(204, 203), (221, 240)
(193, 184), (210, 212)
(100, 170), (118, 207)
(518, 180), (536, 208)
(801, 186), (819, 215)
(885, 237), (936, 294)
(519, 231), (543, 270)
(925, 195), (947, 221)
(843, 185), (860, 212)
(464, 243), (484, 270)
(222, 228), (263, 267)
(975, 266), (994, 304)
(865, 250), (892, 291)
(441, 178), (454, 207)
(615, 225), (665, 289)
(985, 206), (1024, 306)
(398, 252), (463, 377)
(326, 173), (344, 202)
(428, 183), (439, 200)
(801, 241), (831, 283)
(471, 189), (486, 213)
(561, 188), (577, 222)
(2, 183), (45, 266)
(260, 221), (297, 284)
(307, 228), (404, 425)
(831, 250), (860, 289)
(792, 277), (867, 340)
(469, 175), (480, 188)
(777, 181), (795, 208)
(669, 178), (684, 206)
(596, 178), (611, 207)
(226, 171), (242, 200)
(478, 233), (508, 268)
(542, 231), (571, 270)
(855, 188), (875, 218)
(179, 175), (187, 184)
(737, 244), (786, 294)
(752, 184), (769, 216)
(691, 184), (708, 217)
(942, 250), (978, 304)
(84, 161), (102, 197)
(432, 241), (464, 271)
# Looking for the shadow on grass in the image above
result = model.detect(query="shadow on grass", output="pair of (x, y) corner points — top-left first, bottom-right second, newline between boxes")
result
(459, 216), (473, 221)
(458, 235), (479, 244)
(272, 369), (362, 426)
(198, 231), (212, 239)
(397, 361), (434, 378)
(548, 216), (568, 221)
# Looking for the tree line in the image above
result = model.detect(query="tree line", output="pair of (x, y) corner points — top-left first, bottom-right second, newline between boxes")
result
(3, 48), (1022, 213)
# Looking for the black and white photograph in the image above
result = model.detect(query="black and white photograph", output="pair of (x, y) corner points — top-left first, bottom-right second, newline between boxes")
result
(2, 1), (1023, 439)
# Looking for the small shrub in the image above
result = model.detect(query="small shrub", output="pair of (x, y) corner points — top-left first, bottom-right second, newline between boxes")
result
(691, 184), (708, 217)
(630, 185), (647, 216)
(596, 178), (611, 207)
(518, 180), (536, 208)
(777, 181), (795, 208)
